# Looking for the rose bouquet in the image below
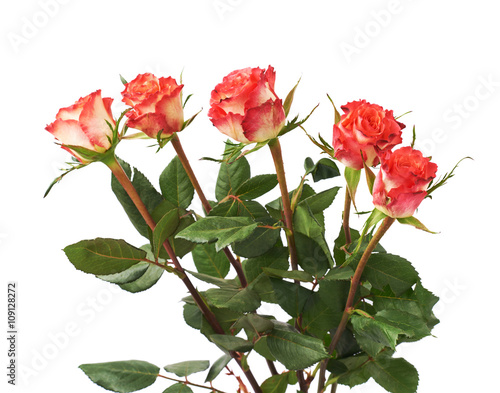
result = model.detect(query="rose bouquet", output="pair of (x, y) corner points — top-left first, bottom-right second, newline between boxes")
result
(45, 67), (464, 393)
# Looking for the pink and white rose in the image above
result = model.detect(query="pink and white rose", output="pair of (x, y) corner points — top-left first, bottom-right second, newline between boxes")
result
(333, 100), (405, 170)
(122, 73), (184, 138)
(208, 66), (286, 143)
(372, 146), (438, 218)
(45, 90), (115, 163)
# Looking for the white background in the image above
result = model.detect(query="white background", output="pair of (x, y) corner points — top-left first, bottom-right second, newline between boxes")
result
(1, 0), (499, 392)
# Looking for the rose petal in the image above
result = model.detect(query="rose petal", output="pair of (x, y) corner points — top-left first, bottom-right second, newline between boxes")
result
(126, 112), (170, 138)
(79, 90), (115, 149)
(242, 99), (285, 142)
(209, 109), (249, 143)
(46, 119), (94, 149)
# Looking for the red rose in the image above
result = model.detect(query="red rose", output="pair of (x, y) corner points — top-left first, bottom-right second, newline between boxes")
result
(45, 90), (115, 163)
(332, 100), (405, 170)
(208, 66), (286, 143)
(372, 146), (438, 218)
(121, 73), (184, 138)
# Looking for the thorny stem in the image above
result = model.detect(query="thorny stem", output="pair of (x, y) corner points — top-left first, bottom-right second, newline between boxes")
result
(170, 133), (248, 288)
(104, 156), (262, 393)
(316, 216), (395, 393)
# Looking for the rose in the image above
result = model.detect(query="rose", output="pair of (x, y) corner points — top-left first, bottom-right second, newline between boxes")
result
(45, 90), (115, 163)
(332, 100), (405, 170)
(121, 73), (184, 138)
(372, 146), (438, 218)
(208, 66), (286, 143)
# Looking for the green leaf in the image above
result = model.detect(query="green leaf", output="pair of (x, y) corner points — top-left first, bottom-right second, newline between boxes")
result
(163, 360), (209, 377)
(191, 243), (230, 278)
(152, 208), (180, 259)
(254, 337), (277, 361)
(270, 278), (312, 318)
(119, 263), (164, 293)
(234, 174), (278, 200)
(298, 187), (340, 214)
(263, 267), (314, 282)
(232, 314), (274, 339)
(283, 78), (301, 117)
(98, 263), (149, 285)
(79, 360), (159, 393)
(336, 355), (371, 388)
(159, 156), (195, 209)
(98, 245), (164, 293)
(362, 253), (419, 295)
(210, 334), (253, 352)
(372, 284), (439, 333)
(366, 357), (419, 393)
(261, 372), (289, 393)
(305, 158), (340, 182)
(111, 158), (164, 239)
(64, 238), (147, 276)
(215, 145), (251, 201)
(293, 204), (334, 268)
(294, 232), (330, 276)
(324, 266), (354, 281)
(344, 167), (361, 209)
(351, 315), (402, 350)
(375, 309), (431, 340)
(397, 216), (437, 234)
(326, 94), (342, 125)
(205, 354), (231, 382)
(243, 247), (289, 303)
(363, 161), (376, 195)
(266, 329), (329, 370)
(176, 216), (258, 251)
(205, 287), (261, 313)
(232, 223), (281, 258)
(301, 293), (343, 338)
(162, 383), (193, 393)
(187, 270), (238, 288)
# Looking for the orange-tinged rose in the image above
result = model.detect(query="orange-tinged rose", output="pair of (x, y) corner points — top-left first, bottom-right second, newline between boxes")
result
(373, 146), (438, 218)
(122, 73), (184, 138)
(45, 90), (115, 163)
(208, 66), (286, 143)
(333, 100), (405, 170)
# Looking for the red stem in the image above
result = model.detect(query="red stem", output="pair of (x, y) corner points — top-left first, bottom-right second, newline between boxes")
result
(316, 216), (395, 393)
(104, 156), (262, 393)
(171, 133), (248, 287)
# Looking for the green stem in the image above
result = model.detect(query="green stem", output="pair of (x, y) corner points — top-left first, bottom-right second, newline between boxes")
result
(171, 133), (248, 288)
(316, 216), (395, 393)
(268, 138), (298, 271)
(103, 156), (262, 393)
(342, 189), (352, 245)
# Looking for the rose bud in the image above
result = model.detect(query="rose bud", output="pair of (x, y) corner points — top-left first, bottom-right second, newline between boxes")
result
(45, 90), (115, 163)
(372, 146), (438, 218)
(121, 73), (184, 139)
(208, 66), (286, 143)
(333, 100), (405, 170)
